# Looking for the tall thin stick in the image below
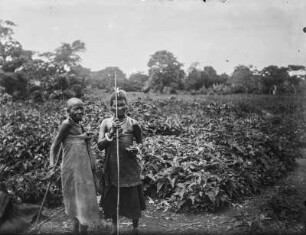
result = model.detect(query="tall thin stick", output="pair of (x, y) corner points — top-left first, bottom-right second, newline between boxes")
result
(28, 207), (65, 234)
(34, 147), (62, 229)
(114, 70), (120, 235)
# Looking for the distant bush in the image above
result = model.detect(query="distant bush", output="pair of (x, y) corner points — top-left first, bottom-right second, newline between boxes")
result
(0, 71), (29, 99)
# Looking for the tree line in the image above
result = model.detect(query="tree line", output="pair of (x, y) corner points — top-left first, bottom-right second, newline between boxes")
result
(1, 20), (305, 102)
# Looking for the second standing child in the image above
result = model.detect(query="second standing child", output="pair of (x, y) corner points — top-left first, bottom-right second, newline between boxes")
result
(98, 90), (146, 234)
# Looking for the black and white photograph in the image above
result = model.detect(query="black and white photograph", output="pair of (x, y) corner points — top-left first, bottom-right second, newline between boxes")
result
(0, 0), (306, 234)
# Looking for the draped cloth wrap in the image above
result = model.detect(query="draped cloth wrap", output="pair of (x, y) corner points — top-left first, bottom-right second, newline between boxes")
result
(99, 116), (146, 220)
(61, 134), (101, 227)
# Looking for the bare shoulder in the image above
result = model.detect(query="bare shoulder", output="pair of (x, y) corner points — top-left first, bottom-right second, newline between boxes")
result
(100, 117), (113, 126)
(62, 119), (70, 125)
(127, 116), (139, 125)
(60, 119), (71, 129)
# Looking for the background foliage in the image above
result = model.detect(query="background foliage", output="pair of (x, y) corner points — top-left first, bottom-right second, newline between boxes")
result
(1, 19), (305, 212)
(0, 92), (305, 212)
(1, 19), (306, 102)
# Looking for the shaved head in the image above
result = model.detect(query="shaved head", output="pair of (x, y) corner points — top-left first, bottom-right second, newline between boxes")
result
(67, 97), (84, 109)
(66, 98), (84, 122)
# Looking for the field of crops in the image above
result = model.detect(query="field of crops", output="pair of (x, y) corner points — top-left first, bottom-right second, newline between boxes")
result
(1, 91), (305, 213)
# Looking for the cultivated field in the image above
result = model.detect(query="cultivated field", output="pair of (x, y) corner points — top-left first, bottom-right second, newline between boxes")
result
(1, 92), (305, 213)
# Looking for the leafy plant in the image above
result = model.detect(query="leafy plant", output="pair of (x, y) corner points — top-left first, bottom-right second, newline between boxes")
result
(0, 93), (304, 212)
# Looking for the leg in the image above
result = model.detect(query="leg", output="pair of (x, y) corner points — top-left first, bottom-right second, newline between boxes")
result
(132, 219), (139, 234)
(79, 224), (88, 235)
(73, 217), (79, 234)
(110, 215), (117, 235)
(132, 219), (138, 229)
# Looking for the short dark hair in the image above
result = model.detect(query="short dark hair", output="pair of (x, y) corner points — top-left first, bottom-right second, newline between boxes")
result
(109, 89), (128, 106)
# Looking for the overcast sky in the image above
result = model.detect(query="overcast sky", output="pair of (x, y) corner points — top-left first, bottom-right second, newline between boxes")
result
(1, 0), (306, 76)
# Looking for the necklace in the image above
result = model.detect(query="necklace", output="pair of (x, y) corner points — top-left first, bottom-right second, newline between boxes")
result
(114, 115), (127, 125)
(69, 117), (81, 128)
(113, 116), (128, 136)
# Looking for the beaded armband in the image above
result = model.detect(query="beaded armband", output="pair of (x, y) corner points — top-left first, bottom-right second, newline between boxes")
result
(105, 133), (114, 142)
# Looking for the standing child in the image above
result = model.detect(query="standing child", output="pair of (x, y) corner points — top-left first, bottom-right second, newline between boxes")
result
(49, 98), (101, 235)
(98, 90), (145, 234)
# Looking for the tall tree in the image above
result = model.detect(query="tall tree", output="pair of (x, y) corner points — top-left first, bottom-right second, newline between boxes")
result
(185, 62), (202, 91)
(0, 19), (88, 100)
(201, 66), (218, 88)
(39, 40), (86, 74)
(260, 65), (290, 94)
(70, 65), (91, 87)
(146, 50), (185, 93)
(286, 65), (305, 88)
(91, 66), (127, 92)
(0, 20), (33, 73)
(281, 65), (305, 94)
(128, 72), (149, 91)
(229, 65), (255, 93)
(35, 40), (87, 96)
(185, 64), (226, 91)
(218, 73), (229, 85)
(0, 20), (34, 99)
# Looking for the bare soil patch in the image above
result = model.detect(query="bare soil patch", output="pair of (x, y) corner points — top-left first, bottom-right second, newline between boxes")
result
(26, 149), (306, 235)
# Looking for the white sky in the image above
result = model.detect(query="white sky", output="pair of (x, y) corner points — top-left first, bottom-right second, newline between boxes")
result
(1, 0), (306, 76)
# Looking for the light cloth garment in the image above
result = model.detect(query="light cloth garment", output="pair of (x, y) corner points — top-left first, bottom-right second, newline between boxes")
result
(60, 125), (100, 227)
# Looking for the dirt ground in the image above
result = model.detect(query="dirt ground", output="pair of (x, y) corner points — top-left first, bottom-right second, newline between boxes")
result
(26, 149), (306, 235)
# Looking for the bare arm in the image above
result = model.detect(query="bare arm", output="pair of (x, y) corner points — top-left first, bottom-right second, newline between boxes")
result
(49, 121), (70, 167)
(133, 122), (143, 144)
(97, 119), (112, 150)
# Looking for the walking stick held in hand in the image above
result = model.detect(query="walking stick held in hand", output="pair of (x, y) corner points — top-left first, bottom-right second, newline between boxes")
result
(114, 70), (120, 235)
(34, 146), (62, 230)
